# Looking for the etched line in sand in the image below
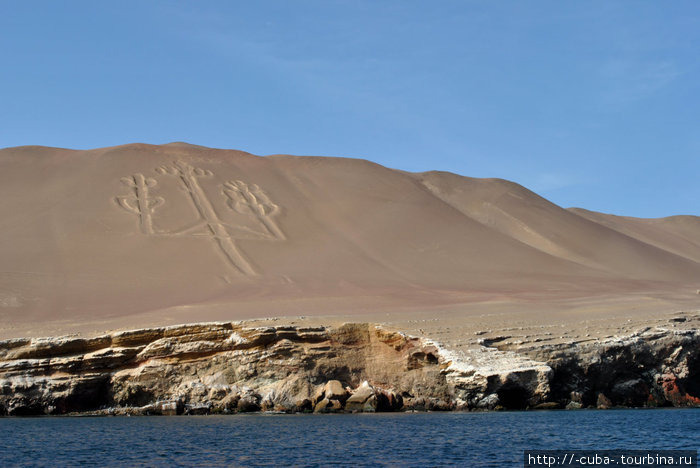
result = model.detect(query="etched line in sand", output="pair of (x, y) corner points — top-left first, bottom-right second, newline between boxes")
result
(116, 161), (285, 276)
(223, 180), (285, 241)
(115, 174), (164, 235)
(157, 161), (256, 276)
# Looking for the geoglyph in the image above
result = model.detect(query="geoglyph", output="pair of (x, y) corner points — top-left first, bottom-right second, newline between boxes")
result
(116, 160), (284, 276)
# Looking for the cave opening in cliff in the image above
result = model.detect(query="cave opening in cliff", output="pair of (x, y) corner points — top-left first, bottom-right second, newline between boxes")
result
(7, 403), (45, 416)
(63, 377), (112, 413)
(681, 352), (700, 399)
(497, 385), (530, 410)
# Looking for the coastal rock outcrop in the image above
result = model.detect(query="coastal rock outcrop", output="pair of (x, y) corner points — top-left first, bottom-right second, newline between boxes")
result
(540, 327), (700, 409)
(0, 322), (448, 416)
(1, 320), (699, 416)
(439, 321), (700, 411)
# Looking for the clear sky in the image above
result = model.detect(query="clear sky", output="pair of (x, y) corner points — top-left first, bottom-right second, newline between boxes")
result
(1, 1), (698, 217)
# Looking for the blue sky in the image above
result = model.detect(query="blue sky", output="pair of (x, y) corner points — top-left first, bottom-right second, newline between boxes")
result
(1, 1), (698, 217)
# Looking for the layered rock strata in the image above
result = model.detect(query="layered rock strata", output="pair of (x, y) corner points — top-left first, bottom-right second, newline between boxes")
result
(0, 321), (698, 416)
(0, 323), (449, 416)
(440, 324), (700, 410)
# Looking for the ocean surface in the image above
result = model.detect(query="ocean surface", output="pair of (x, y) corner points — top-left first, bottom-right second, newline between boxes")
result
(1, 409), (698, 467)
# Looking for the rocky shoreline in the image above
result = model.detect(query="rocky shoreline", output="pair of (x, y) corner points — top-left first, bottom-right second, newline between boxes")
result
(1, 321), (698, 416)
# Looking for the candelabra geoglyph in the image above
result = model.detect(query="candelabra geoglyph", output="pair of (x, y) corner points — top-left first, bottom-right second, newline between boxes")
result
(115, 160), (284, 276)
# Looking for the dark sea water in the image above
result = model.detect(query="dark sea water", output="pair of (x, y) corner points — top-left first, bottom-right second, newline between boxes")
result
(0, 409), (698, 467)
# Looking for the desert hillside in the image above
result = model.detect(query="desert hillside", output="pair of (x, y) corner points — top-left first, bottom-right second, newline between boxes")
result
(0, 143), (698, 338)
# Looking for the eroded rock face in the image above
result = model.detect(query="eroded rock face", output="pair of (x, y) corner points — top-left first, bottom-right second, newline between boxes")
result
(541, 329), (700, 409)
(431, 326), (700, 411)
(1, 322), (698, 415)
(0, 322), (448, 416)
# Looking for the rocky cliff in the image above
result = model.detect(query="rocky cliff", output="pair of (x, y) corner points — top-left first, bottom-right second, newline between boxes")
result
(0, 323), (449, 416)
(441, 321), (700, 411)
(1, 321), (698, 416)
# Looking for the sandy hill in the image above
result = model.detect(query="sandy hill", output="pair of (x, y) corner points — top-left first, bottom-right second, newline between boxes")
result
(0, 143), (698, 338)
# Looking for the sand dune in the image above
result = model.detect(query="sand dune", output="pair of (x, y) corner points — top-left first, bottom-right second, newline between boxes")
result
(418, 171), (700, 279)
(570, 208), (700, 264)
(0, 143), (698, 338)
